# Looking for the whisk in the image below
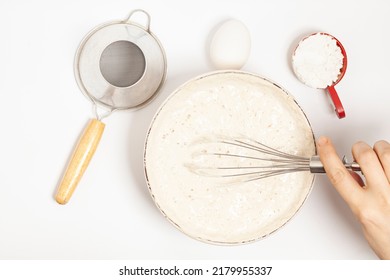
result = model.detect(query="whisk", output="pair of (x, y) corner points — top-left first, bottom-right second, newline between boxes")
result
(186, 136), (361, 182)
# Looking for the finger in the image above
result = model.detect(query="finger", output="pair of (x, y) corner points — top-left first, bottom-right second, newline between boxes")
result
(352, 141), (389, 191)
(373, 140), (390, 183)
(317, 136), (364, 205)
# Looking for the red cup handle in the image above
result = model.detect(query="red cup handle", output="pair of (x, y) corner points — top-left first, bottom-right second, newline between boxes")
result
(327, 85), (345, 119)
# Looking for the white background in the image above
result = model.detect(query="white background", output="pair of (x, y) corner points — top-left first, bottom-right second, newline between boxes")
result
(0, 0), (389, 260)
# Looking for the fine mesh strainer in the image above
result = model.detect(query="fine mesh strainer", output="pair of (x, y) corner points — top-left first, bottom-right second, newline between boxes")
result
(56, 10), (166, 204)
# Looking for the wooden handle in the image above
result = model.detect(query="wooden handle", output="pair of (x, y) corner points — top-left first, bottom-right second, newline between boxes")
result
(56, 119), (105, 204)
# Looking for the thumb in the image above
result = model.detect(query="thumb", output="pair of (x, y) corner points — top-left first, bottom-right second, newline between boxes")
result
(317, 136), (363, 206)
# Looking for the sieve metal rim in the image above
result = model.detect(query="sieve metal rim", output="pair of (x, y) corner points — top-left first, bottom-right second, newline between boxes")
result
(74, 11), (167, 112)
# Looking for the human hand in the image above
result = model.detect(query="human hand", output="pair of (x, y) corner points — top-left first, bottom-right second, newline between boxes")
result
(317, 136), (390, 259)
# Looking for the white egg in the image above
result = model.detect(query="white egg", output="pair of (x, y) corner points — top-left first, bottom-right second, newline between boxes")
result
(209, 19), (251, 70)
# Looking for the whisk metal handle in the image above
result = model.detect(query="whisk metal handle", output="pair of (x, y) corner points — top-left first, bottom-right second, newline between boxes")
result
(341, 155), (361, 172)
(309, 156), (361, 174)
(309, 156), (326, 173)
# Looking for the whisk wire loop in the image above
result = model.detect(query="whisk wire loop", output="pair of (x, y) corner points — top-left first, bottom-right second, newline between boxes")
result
(187, 136), (361, 183)
(188, 137), (314, 182)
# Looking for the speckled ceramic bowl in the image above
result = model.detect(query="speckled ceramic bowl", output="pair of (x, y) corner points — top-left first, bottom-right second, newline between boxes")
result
(144, 71), (315, 244)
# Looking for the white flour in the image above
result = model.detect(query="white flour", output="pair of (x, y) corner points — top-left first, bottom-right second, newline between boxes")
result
(144, 71), (315, 244)
(292, 33), (344, 89)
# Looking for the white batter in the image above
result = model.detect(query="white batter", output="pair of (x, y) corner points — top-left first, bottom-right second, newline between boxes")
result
(144, 71), (315, 244)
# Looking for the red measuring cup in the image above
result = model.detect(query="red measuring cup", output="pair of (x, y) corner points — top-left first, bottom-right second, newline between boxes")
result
(293, 32), (348, 119)
(326, 34), (347, 119)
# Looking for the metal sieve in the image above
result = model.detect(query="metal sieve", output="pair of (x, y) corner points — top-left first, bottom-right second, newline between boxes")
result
(56, 10), (166, 204)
